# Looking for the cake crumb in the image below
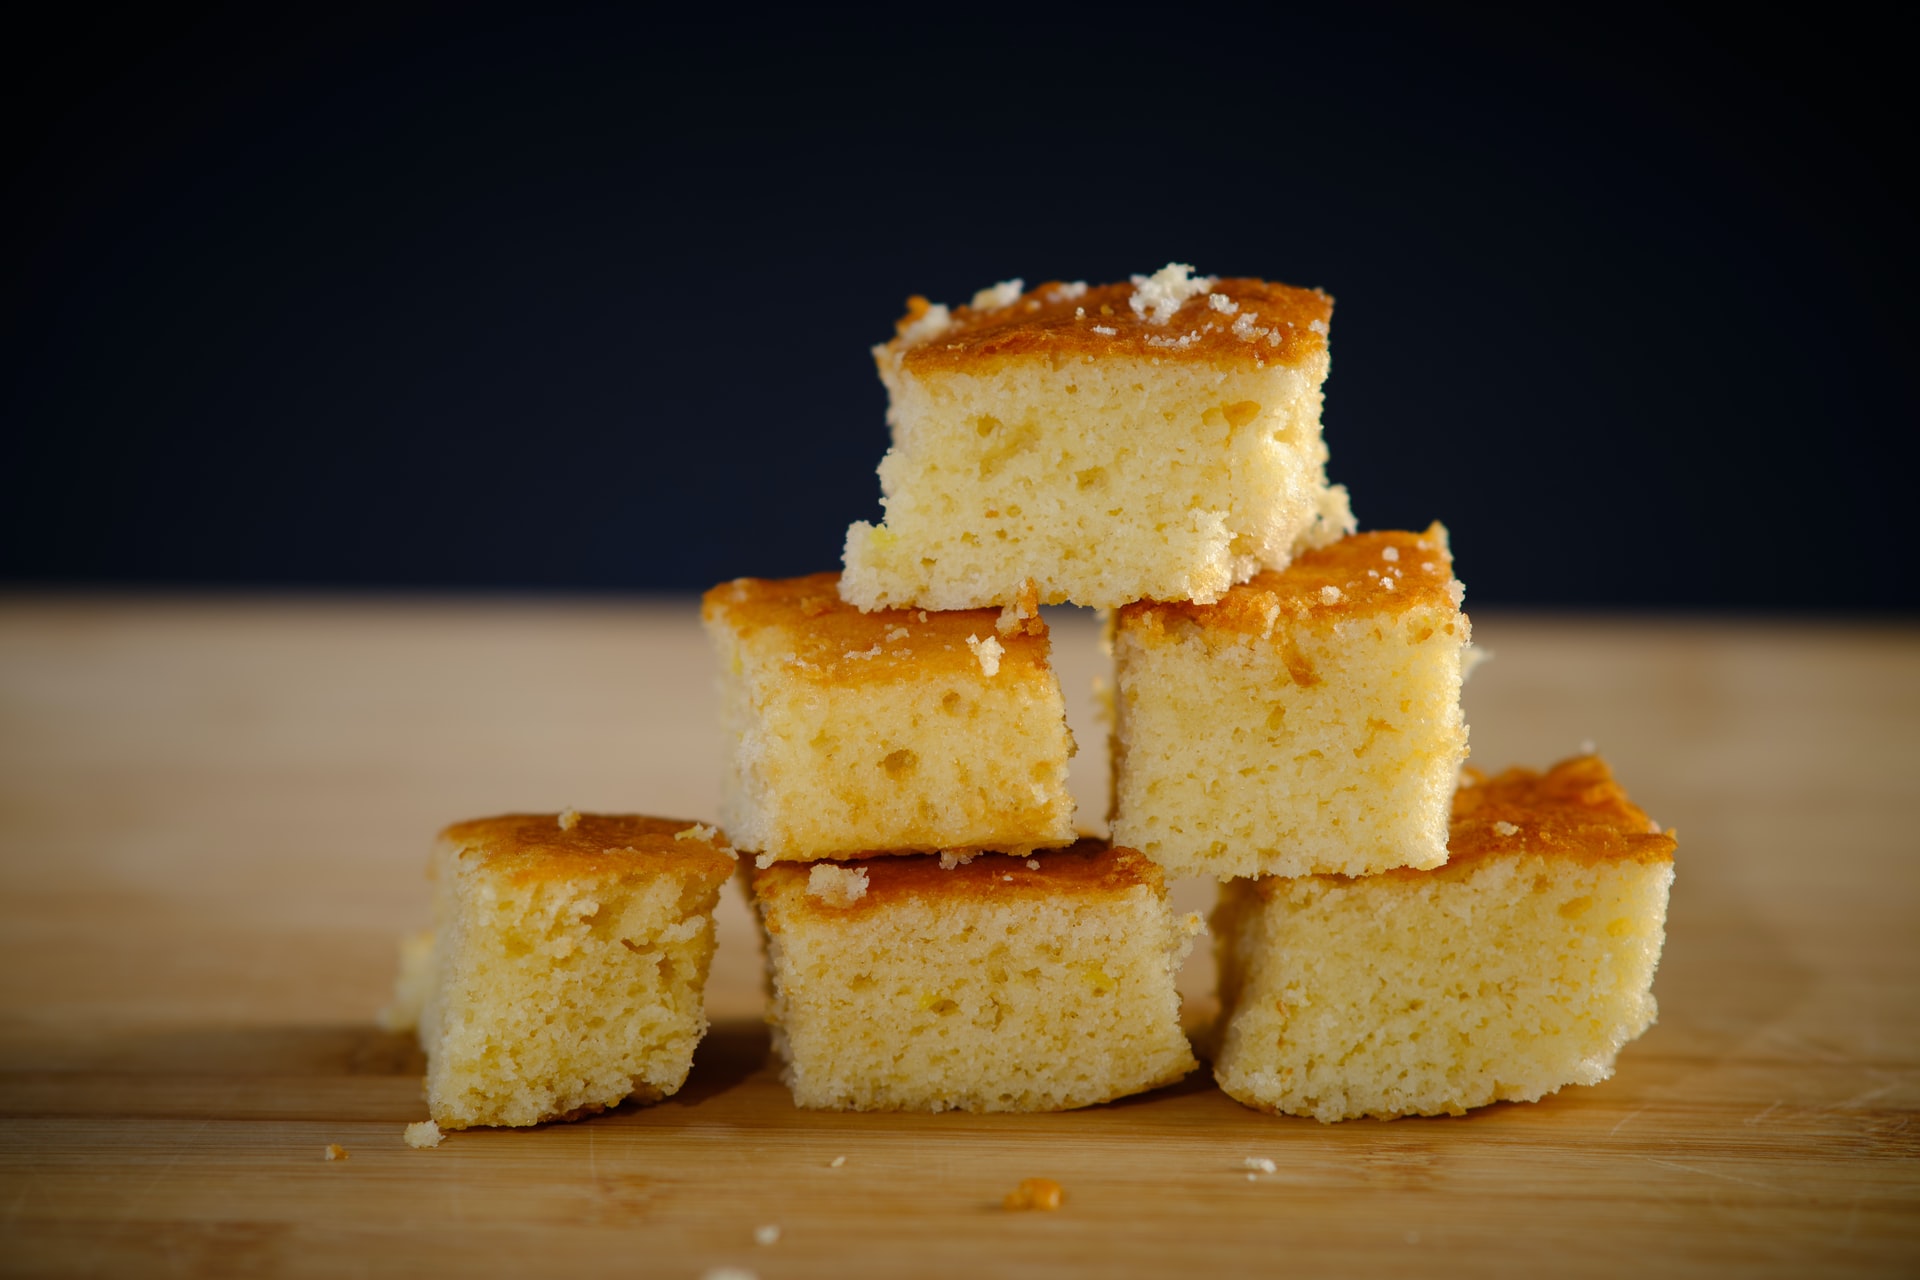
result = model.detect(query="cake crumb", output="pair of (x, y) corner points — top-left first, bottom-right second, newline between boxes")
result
(806, 864), (869, 907)
(324, 1143), (349, 1161)
(674, 823), (718, 843)
(1382, 546), (1400, 562)
(897, 298), (951, 346)
(1493, 821), (1520, 837)
(557, 809), (581, 831)
(1243, 1156), (1277, 1174)
(1129, 263), (1217, 324)
(1447, 580), (1466, 607)
(829, 1155), (847, 1168)
(886, 626), (910, 642)
(701, 1270), (759, 1280)
(1004, 1177), (1065, 1211)
(1319, 585), (1343, 605)
(1091, 325), (1117, 336)
(971, 279), (1024, 311)
(938, 850), (976, 870)
(917, 610), (928, 622)
(1580, 739), (1598, 755)
(753, 1224), (782, 1247)
(966, 634), (1005, 677)
(1308, 318), (1329, 335)
(403, 1120), (442, 1149)
(1208, 292), (1239, 314)
(1026, 859), (1040, 870)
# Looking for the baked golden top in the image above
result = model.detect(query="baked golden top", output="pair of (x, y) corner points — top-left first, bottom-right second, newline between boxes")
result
(754, 840), (1161, 924)
(882, 273), (1331, 375)
(437, 813), (737, 888)
(702, 571), (1050, 686)
(1118, 525), (1457, 637)
(1446, 755), (1676, 867)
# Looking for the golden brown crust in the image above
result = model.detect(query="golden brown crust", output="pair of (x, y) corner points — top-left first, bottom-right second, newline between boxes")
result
(753, 839), (1160, 926)
(884, 277), (1330, 375)
(1118, 525), (1457, 638)
(702, 571), (1051, 685)
(437, 813), (737, 889)
(1445, 755), (1676, 867)
(1259, 757), (1675, 896)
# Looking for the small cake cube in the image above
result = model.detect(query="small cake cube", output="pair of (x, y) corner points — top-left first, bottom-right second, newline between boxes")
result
(1111, 524), (1469, 879)
(841, 266), (1354, 611)
(417, 813), (735, 1129)
(702, 571), (1076, 863)
(1211, 756), (1677, 1121)
(750, 842), (1201, 1111)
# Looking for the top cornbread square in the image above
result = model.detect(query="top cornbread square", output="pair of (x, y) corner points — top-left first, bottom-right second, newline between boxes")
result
(841, 267), (1354, 611)
(702, 572), (1076, 863)
(1111, 525), (1468, 879)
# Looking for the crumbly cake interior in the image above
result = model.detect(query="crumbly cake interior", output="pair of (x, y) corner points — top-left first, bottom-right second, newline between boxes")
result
(1211, 757), (1676, 1121)
(420, 814), (734, 1129)
(752, 842), (1200, 1111)
(703, 572), (1076, 862)
(842, 271), (1353, 611)
(1112, 526), (1467, 878)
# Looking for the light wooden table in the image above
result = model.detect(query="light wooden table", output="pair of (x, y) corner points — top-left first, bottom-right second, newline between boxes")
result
(1, 599), (1915, 1276)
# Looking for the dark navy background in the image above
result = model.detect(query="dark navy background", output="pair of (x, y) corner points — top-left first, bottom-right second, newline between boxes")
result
(5, 5), (1913, 608)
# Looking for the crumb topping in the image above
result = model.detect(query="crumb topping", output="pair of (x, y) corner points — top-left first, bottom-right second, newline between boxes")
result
(1129, 263), (1218, 323)
(324, 1143), (349, 1161)
(966, 634), (1005, 677)
(970, 279), (1024, 310)
(753, 1225), (782, 1247)
(557, 809), (580, 831)
(806, 863), (870, 908)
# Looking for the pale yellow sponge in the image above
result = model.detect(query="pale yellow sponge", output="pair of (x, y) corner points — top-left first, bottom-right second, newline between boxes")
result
(418, 813), (735, 1129)
(1212, 756), (1677, 1121)
(751, 842), (1201, 1111)
(1111, 525), (1468, 879)
(841, 267), (1354, 611)
(702, 572), (1075, 863)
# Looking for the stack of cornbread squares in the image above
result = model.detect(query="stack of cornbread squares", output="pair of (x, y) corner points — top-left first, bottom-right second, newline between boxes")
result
(389, 263), (1675, 1131)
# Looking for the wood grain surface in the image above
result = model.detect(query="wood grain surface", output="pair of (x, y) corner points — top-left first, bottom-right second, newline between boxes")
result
(1, 598), (1916, 1277)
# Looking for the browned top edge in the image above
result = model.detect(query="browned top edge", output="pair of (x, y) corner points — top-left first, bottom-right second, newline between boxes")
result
(702, 570), (1052, 684)
(884, 274), (1331, 375)
(1118, 524), (1458, 637)
(437, 813), (737, 888)
(752, 839), (1160, 925)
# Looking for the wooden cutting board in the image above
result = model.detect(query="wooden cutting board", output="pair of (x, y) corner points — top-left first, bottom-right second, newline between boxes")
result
(1, 600), (1915, 1277)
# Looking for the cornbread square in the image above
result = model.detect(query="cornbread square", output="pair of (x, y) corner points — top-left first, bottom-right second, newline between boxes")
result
(841, 266), (1355, 611)
(1212, 756), (1677, 1121)
(418, 813), (735, 1129)
(750, 842), (1200, 1111)
(702, 571), (1076, 863)
(1111, 524), (1469, 879)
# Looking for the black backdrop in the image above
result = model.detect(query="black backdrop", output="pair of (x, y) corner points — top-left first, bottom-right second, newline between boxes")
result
(5, 5), (1914, 609)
